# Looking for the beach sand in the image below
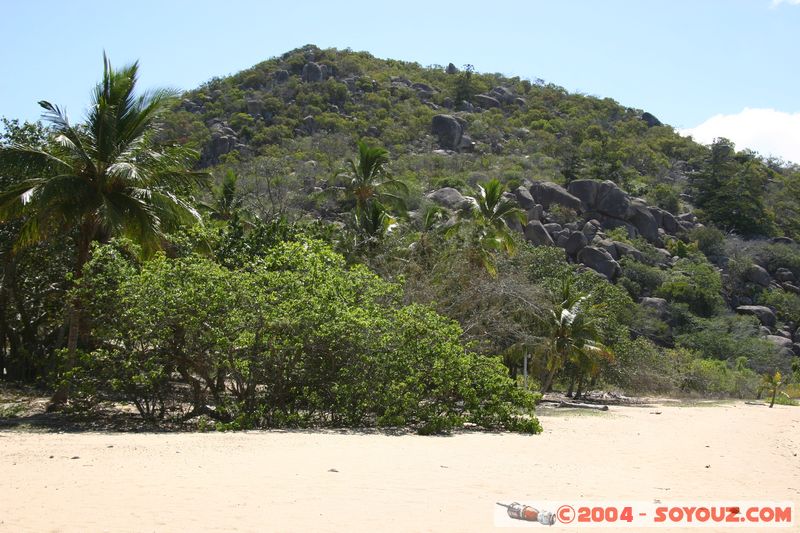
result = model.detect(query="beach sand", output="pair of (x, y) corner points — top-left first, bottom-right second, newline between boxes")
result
(1, 401), (798, 532)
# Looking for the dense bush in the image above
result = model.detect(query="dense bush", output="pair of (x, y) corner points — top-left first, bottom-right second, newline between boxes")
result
(74, 240), (540, 433)
(675, 314), (784, 373)
(656, 257), (724, 316)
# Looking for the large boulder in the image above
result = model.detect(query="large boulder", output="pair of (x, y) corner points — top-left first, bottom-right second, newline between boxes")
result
(766, 335), (795, 357)
(568, 180), (631, 219)
(426, 187), (469, 210)
(524, 220), (555, 246)
(775, 268), (795, 283)
(431, 115), (463, 150)
(301, 62), (323, 83)
(628, 200), (661, 243)
(527, 204), (544, 222)
(513, 186), (536, 210)
(564, 231), (588, 255)
(567, 179), (601, 207)
(202, 122), (237, 165)
(640, 112), (663, 128)
(613, 241), (645, 262)
(595, 181), (632, 219)
(577, 246), (621, 281)
(736, 305), (777, 328)
(273, 70), (290, 83)
(649, 207), (679, 234)
(474, 94), (501, 108)
(489, 86), (515, 104)
(640, 297), (670, 319)
(529, 182), (584, 212)
(582, 220), (602, 241)
(745, 265), (771, 287)
(446, 63), (458, 74)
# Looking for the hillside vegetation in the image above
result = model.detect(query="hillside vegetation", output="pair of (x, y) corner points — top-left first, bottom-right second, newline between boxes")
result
(2, 45), (800, 430)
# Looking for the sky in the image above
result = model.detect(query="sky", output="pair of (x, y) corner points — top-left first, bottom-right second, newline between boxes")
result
(1, 0), (798, 162)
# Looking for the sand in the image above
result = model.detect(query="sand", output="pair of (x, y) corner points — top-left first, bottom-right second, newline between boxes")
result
(1, 401), (798, 532)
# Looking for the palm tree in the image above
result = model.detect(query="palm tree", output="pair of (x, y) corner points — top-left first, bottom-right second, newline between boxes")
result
(201, 169), (246, 222)
(340, 140), (408, 215)
(758, 371), (785, 408)
(453, 179), (526, 276)
(536, 277), (612, 394)
(0, 55), (208, 404)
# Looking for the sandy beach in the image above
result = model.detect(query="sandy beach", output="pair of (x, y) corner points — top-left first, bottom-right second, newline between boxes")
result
(1, 401), (798, 532)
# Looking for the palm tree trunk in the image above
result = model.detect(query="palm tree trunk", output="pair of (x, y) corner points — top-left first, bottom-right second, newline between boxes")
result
(769, 388), (777, 408)
(49, 230), (92, 408)
(541, 367), (557, 394)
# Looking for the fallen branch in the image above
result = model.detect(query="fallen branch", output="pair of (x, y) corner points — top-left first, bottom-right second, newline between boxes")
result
(556, 401), (609, 411)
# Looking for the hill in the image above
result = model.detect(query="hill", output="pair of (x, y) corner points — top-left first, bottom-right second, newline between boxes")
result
(2, 45), (800, 423)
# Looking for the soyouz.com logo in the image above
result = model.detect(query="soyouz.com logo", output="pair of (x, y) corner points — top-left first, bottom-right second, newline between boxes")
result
(494, 501), (794, 528)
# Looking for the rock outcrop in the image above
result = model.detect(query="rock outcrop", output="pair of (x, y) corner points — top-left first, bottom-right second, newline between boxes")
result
(736, 305), (777, 328)
(577, 246), (621, 281)
(530, 182), (583, 212)
(431, 115), (463, 150)
(427, 187), (469, 210)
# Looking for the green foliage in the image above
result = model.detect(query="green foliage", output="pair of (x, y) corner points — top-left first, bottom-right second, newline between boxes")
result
(75, 239), (540, 433)
(619, 258), (665, 298)
(689, 138), (775, 236)
(656, 257), (723, 316)
(675, 314), (783, 374)
(450, 178), (526, 276)
(759, 288), (800, 324)
(682, 358), (759, 397)
(689, 226), (726, 258)
(646, 183), (681, 213)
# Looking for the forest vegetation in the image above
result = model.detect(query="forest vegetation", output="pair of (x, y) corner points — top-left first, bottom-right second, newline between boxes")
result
(2, 45), (800, 432)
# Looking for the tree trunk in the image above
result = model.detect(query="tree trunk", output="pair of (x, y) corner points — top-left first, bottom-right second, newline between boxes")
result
(49, 228), (93, 408)
(541, 367), (557, 394)
(575, 374), (585, 400)
(769, 388), (777, 408)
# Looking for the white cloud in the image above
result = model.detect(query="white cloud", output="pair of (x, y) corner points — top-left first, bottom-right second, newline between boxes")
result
(680, 108), (800, 164)
(771, 0), (800, 7)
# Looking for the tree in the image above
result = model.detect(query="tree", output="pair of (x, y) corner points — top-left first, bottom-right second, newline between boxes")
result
(0, 55), (208, 404)
(536, 276), (612, 395)
(340, 140), (408, 214)
(758, 371), (785, 408)
(453, 179), (526, 276)
(689, 138), (775, 236)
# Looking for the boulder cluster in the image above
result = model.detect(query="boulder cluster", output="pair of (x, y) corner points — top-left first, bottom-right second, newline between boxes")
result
(427, 179), (702, 282)
(733, 261), (800, 357)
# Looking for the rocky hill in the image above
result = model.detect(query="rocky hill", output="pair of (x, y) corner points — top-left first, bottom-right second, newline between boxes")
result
(158, 44), (800, 387)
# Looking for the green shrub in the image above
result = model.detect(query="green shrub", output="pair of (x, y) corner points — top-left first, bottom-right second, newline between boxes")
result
(647, 183), (681, 213)
(760, 288), (800, 324)
(77, 239), (540, 433)
(689, 226), (726, 258)
(656, 257), (723, 316)
(675, 314), (784, 374)
(619, 258), (665, 298)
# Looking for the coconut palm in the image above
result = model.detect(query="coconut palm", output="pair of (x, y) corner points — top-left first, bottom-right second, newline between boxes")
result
(453, 179), (526, 276)
(340, 140), (408, 214)
(0, 55), (208, 404)
(758, 371), (786, 408)
(536, 277), (612, 394)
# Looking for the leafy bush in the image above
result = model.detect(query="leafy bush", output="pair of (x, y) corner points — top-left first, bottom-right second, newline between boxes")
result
(656, 257), (723, 316)
(681, 358), (759, 397)
(619, 258), (665, 298)
(689, 226), (726, 259)
(76, 239), (540, 433)
(760, 288), (800, 324)
(675, 314), (784, 374)
(647, 183), (681, 213)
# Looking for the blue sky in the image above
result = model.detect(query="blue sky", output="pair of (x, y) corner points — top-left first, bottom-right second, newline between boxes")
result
(2, 0), (798, 161)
